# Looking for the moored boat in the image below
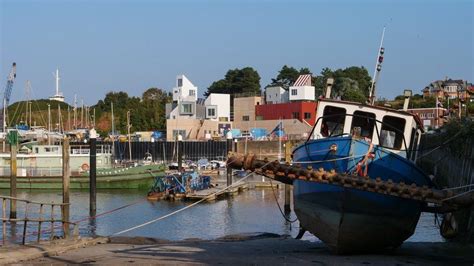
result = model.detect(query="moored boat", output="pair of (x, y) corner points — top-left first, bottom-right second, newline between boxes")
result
(292, 98), (434, 253)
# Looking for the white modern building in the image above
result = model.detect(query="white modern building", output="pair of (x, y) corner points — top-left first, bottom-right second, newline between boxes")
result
(204, 93), (230, 122)
(288, 74), (315, 102)
(166, 74), (232, 140)
(265, 86), (288, 104)
(167, 74), (198, 120)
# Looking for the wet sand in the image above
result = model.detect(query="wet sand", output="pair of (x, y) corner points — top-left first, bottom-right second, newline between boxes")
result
(24, 234), (474, 265)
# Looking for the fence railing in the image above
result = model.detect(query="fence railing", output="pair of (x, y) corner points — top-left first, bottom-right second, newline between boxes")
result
(1, 195), (77, 245)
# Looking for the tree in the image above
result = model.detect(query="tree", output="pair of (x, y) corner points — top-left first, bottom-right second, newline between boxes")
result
(269, 65), (312, 89)
(92, 88), (170, 135)
(205, 67), (261, 97)
(312, 66), (372, 102)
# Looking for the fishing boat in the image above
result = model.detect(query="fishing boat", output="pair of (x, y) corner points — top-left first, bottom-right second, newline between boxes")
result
(292, 97), (434, 253)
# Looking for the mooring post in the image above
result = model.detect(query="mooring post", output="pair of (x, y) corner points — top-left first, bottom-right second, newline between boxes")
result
(177, 135), (183, 173)
(89, 129), (97, 217)
(9, 130), (17, 219)
(226, 132), (233, 187)
(284, 141), (292, 213)
(62, 137), (70, 238)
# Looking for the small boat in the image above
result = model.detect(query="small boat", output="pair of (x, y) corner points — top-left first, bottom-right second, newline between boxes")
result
(147, 171), (212, 201)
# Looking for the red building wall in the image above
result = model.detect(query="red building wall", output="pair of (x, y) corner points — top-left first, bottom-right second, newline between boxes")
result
(255, 102), (318, 126)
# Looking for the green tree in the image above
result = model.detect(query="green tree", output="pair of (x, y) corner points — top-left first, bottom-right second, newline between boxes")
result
(312, 66), (371, 102)
(206, 67), (261, 97)
(269, 65), (312, 89)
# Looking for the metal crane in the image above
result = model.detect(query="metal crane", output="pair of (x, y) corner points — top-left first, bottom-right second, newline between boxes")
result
(1, 62), (17, 132)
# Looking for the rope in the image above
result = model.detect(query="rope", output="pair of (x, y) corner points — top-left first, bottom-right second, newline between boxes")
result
(442, 184), (474, 191)
(416, 131), (463, 160)
(111, 161), (272, 236)
(441, 189), (474, 202)
(268, 178), (297, 223)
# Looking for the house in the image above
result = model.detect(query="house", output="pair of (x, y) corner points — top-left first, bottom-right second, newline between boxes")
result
(288, 74), (315, 102)
(422, 78), (469, 100)
(230, 74), (318, 139)
(165, 75), (231, 140)
(265, 86), (288, 104)
(406, 107), (448, 130)
(255, 101), (317, 126)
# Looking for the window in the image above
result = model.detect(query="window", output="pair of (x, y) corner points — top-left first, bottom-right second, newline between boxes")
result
(243, 115), (250, 121)
(304, 112), (311, 119)
(207, 108), (216, 117)
(350, 111), (375, 139)
(291, 89), (297, 96)
(180, 103), (193, 115)
(177, 78), (183, 87)
(380, 116), (406, 150)
(321, 106), (346, 137)
(292, 112), (300, 119)
(189, 90), (195, 96)
(172, 129), (186, 139)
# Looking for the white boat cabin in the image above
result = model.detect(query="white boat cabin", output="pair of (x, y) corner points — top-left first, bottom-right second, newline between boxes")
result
(311, 99), (424, 161)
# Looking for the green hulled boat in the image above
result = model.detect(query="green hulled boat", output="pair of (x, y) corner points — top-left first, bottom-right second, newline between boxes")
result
(0, 164), (165, 190)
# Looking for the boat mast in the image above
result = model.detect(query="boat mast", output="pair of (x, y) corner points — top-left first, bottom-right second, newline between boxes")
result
(58, 104), (61, 133)
(81, 99), (84, 128)
(67, 106), (70, 131)
(73, 94), (77, 129)
(25, 81), (31, 126)
(368, 27), (386, 105)
(127, 110), (132, 161)
(111, 102), (115, 163)
(47, 103), (51, 145)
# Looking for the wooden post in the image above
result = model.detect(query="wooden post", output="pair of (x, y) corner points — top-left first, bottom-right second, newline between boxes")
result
(226, 138), (233, 187)
(62, 138), (70, 238)
(177, 139), (183, 173)
(284, 141), (292, 213)
(37, 204), (43, 243)
(2, 198), (6, 245)
(89, 129), (97, 217)
(10, 133), (17, 219)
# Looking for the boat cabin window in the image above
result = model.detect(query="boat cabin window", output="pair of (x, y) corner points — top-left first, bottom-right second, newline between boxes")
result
(350, 111), (375, 139)
(380, 116), (406, 150)
(321, 106), (346, 137)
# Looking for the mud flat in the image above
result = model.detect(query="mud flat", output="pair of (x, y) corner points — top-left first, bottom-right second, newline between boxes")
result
(11, 233), (474, 265)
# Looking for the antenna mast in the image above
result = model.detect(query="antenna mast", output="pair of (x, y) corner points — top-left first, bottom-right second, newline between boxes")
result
(368, 27), (386, 105)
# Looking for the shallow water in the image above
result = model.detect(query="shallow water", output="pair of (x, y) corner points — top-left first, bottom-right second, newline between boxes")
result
(0, 187), (443, 243)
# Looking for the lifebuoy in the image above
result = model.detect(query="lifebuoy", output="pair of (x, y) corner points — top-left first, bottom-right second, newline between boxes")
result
(81, 163), (90, 171)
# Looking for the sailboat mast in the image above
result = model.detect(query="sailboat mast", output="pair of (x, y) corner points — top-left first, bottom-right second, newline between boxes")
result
(25, 81), (30, 126)
(111, 102), (115, 135)
(67, 106), (71, 131)
(73, 94), (77, 129)
(81, 99), (84, 128)
(47, 103), (51, 145)
(127, 110), (132, 161)
(111, 102), (115, 164)
(368, 27), (386, 105)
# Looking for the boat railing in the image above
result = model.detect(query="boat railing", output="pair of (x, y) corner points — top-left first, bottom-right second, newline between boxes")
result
(0, 195), (78, 246)
(307, 113), (411, 154)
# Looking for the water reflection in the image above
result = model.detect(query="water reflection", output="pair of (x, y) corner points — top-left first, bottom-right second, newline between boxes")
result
(0, 188), (443, 243)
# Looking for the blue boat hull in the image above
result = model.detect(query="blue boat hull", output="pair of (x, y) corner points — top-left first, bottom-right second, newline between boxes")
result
(292, 137), (433, 253)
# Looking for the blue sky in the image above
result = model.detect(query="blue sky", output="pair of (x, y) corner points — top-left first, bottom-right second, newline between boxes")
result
(1, 0), (473, 105)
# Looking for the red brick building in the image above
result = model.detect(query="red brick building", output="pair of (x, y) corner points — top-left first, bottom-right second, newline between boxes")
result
(255, 102), (317, 126)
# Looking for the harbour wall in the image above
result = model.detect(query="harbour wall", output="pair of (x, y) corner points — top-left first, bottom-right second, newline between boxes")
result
(110, 141), (229, 162)
(417, 132), (474, 243)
